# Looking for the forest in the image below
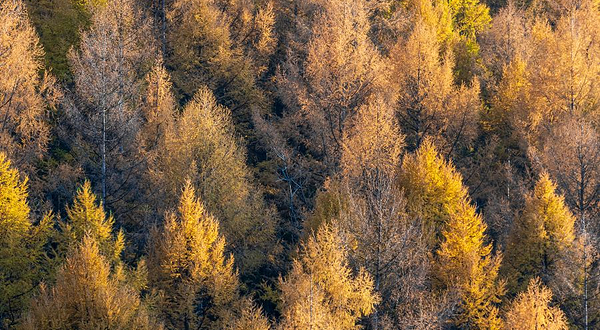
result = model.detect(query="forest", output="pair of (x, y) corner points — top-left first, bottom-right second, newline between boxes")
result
(0, 0), (599, 328)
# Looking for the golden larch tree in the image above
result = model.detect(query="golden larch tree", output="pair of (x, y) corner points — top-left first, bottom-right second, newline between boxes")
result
(148, 181), (240, 330)
(399, 140), (504, 328)
(504, 278), (568, 330)
(278, 222), (378, 330)
(0, 153), (51, 327)
(165, 0), (275, 131)
(276, 0), (391, 175)
(0, 0), (53, 175)
(398, 138), (469, 245)
(58, 180), (125, 266)
(151, 86), (276, 274)
(436, 199), (504, 329)
(67, 0), (155, 207)
(337, 98), (435, 328)
(23, 235), (162, 330)
(389, 18), (479, 157)
(502, 173), (576, 295)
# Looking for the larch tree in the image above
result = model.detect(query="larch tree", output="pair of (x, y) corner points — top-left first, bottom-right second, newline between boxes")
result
(532, 117), (600, 329)
(500, 173), (595, 327)
(389, 18), (480, 158)
(534, 118), (600, 237)
(479, 3), (531, 97)
(502, 173), (576, 295)
(58, 180), (125, 266)
(148, 181), (269, 330)
(504, 278), (568, 330)
(0, 153), (51, 327)
(138, 59), (176, 164)
(446, 0), (492, 84)
(494, 0), (600, 146)
(490, 3), (600, 326)
(275, 0), (391, 176)
(165, 0), (276, 132)
(67, 0), (155, 214)
(540, 0), (600, 129)
(337, 99), (445, 328)
(436, 198), (504, 329)
(478, 3), (532, 151)
(340, 98), (403, 193)
(23, 235), (162, 330)
(151, 86), (276, 274)
(278, 222), (378, 330)
(0, 0), (54, 177)
(227, 299), (271, 330)
(261, 0), (393, 230)
(135, 59), (177, 237)
(398, 140), (504, 328)
(398, 139), (469, 246)
(470, 4), (535, 254)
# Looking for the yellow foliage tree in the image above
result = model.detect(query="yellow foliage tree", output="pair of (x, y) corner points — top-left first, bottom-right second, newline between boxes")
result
(337, 98), (428, 328)
(0, 0), (53, 175)
(341, 98), (403, 185)
(276, 0), (391, 174)
(504, 278), (568, 330)
(278, 222), (378, 330)
(23, 235), (162, 330)
(227, 299), (271, 330)
(138, 59), (176, 158)
(489, 0), (600, 146)
(0, 153), (51, 327)
(165, 0), (275, 131)
(399, 140), (504, 328)
(389, 18), (479, 156)
(148, 181), (240, 330)
(152, 86), (276, 274)
(67, 0), (156, 216)
(502, 173), (576, 295)
(437, 200), (504, 329)
(446, 0), (491, 83)
(59, 181), (125, 265)
(398, 139), (468, 245)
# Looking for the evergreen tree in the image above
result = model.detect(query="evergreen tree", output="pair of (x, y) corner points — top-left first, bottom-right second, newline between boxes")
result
(22, 0), (88, 82)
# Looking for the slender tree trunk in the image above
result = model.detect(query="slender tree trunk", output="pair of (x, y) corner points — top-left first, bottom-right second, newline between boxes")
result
(310, 270), (313, 330)
(102, 103), (106, 203)
(161, 0), (166, 55)
(583, 214), (589, 330)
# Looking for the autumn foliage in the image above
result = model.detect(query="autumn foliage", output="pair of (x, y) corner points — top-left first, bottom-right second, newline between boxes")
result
(1, 0), (599, 328)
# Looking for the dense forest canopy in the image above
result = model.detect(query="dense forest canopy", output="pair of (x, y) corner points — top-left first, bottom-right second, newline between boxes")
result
(1, 0), (600, 328)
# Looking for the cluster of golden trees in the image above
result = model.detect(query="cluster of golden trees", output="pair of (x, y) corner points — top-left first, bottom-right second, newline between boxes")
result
(1, 0), (600, 328)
